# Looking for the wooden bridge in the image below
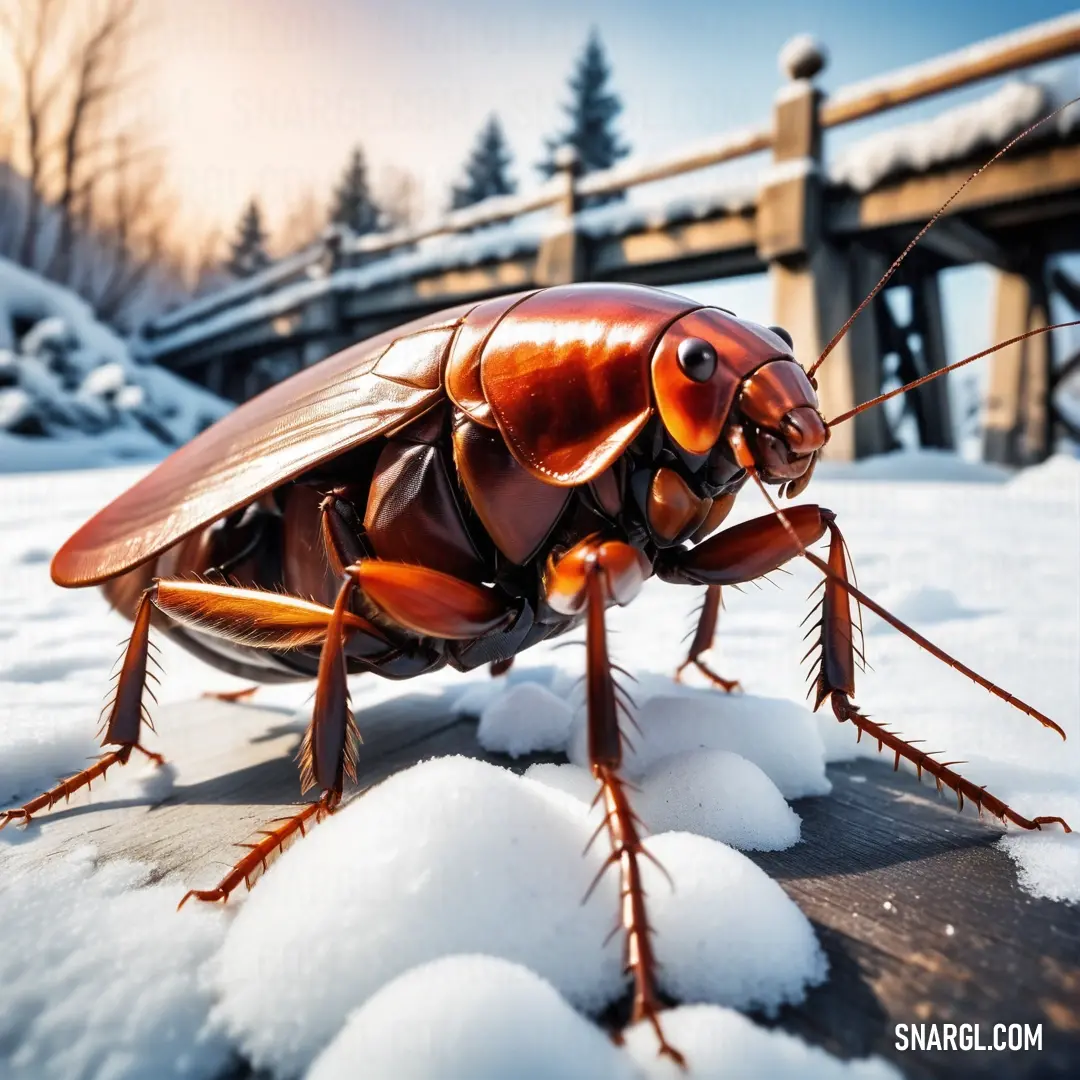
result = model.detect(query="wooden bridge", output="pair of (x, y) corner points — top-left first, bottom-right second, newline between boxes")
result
(139, 14), (1080, 465)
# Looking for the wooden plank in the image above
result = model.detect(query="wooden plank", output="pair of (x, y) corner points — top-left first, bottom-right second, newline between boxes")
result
(6, 696), (1075, 1078)
(829, 143), (1080, 236)
(589, 214), (759, 280)
(821, 15), (1080, 129)
(751, 760), (1080, 1079)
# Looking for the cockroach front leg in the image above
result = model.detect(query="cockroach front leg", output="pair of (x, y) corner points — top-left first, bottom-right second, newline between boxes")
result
(675, 585), (740, 692)
(659, 507), (833, 696)
(545, 538), (685, 1068)
(806, 517), (1071, 834)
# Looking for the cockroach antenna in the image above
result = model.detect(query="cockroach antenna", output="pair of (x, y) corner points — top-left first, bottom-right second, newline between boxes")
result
(808, 92), (1080, 380)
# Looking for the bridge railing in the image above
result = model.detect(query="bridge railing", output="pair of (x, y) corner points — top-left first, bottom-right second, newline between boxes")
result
(342, 11), (1080, 257)
(150, 12), (1080, 341)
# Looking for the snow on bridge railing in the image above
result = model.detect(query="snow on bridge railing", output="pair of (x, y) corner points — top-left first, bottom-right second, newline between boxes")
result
(145, 12), (1080, 351)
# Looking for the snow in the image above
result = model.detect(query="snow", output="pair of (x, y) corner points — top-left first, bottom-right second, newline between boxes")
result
(306, 955), (639, 1080)
(0, 449), (1078, 1075)
(212, 758), (824, 1077)
(211, 755), (625, 1075)
(622, 1005), (901, 1079)
(635, 751), (802, 850)
(826, 10), (1080, 122)
(829, 75), (1080, 194)
(0, 845), (230, 1080)
(778, 35), (828, 82)
(642, 832), (827, 1011)
(565, 687), (832, 800)
(576, 181), (758, 241)
(477, 681), (574, 756)
(0, 258), (228, 471)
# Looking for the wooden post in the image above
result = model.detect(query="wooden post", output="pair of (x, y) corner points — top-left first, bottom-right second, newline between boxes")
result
(983, 267), (1051, 465)
(764, 38), (891, 460)
(535, 147), (582, 286)
(910, 275), (954, 450)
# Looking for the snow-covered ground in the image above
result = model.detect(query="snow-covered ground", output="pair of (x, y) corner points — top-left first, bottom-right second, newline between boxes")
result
(1, 451), (1078, 1079)
(0, 257), (228, 471)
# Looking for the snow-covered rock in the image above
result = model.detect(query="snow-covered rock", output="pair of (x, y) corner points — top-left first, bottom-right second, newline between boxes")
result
(0, 257), (228, 470)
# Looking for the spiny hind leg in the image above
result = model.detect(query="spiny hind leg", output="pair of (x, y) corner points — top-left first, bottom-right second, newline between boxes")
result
(675, 585), (740, 692)
(1, 593), (164, 830)
(806, 516), (1071, 834)
(1, 578), (390, 832)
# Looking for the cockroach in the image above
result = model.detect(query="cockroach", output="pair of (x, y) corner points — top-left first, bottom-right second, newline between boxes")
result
(4, 104), (1077, 1066)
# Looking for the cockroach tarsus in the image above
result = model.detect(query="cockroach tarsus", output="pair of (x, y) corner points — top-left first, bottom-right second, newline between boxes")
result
(4, 104), (1078, 1068)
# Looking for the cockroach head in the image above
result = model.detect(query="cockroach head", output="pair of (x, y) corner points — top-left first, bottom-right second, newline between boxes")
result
(649, 308), (827, 495)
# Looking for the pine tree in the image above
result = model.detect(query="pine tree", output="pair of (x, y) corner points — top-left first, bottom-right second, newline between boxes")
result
(226, 199), (271, 278)
(450, 116), (516, 210)
(329, 147), (380, 235)
(537, 30), (629, 195)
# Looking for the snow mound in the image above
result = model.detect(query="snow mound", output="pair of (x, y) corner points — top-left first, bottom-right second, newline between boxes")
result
(0, 847), (230, 1080)
(622, 1004), (902, 1079)
(477, 681), (573, 756)
(306, 954), (638, 1080)
(211, 756), (626, 1077)
(637, 750), (801, 850)
(568, 690), (831, 799)
(999, 791), (1080, 904)
(644, 833), (827, 1012)
(0, 256), (227, 471)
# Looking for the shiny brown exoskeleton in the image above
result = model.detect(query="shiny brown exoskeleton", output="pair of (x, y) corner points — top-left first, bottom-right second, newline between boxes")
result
(6, 113), (1078, 1063)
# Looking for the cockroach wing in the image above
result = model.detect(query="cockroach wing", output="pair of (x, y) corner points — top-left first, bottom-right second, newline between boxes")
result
(480, 284), (701, 485)
(51, 304), (476, 588)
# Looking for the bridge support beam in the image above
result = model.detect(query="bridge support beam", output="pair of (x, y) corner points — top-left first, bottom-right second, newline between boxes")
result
(982, 268), (1051, 465)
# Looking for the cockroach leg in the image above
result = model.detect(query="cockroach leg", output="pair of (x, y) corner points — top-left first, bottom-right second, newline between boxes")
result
(674, 585), (741, 692)
(181, 576), (362, 908)
(201, 684), (260, 703)
(178, 791), (339, 909)
(0, 745), (162, 830)
(546, 538), (685, 1068)
(346, 560), (515, 640)
(655, 506), (829, 589)
(2, 590), (166, 829)
(2, 579), (390, 834)
(807, 518), (1072, 834)
(177, 563), (516, 908)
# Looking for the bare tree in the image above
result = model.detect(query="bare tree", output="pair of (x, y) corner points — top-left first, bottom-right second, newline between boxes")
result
(376, 166), (422, 232)
(0, 0), (61, 269)
(45, 0), (137, 284)
(0, 0), (177, 327)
